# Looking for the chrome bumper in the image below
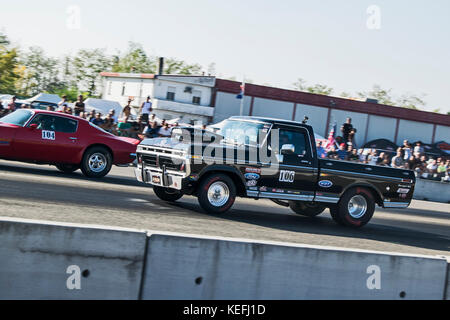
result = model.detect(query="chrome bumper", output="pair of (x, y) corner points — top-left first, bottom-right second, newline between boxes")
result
(135, 166), (184, 190)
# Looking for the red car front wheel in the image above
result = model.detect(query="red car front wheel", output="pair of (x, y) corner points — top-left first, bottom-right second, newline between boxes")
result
(81, 146), (112, 178)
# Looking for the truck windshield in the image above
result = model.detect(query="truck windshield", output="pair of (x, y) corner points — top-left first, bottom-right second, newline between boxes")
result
(0, 109), (34, 127)
(216, 120), (270, 147)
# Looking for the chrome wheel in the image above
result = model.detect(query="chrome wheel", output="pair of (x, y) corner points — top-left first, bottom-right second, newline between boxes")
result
(348, 195), (367, 219)
(88, 153), (107, 173)
(207, 181), (230, 207)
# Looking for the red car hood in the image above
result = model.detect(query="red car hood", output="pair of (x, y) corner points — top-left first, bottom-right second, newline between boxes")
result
(116, 136), (141, 145)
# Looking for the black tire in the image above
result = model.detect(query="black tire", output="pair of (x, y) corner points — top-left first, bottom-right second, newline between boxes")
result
(197, 173), (236, 214)
(289, 201), (326, 217)
(329, 205), (345, 225)
(55, 164), (79, 173)
(153, 186), (183, 202)
(80, 146), (113, 178)
(333, 187), (375, 228)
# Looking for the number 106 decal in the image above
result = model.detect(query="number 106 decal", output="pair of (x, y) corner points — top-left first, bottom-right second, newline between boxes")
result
(279, 170), (295, 183)
(42, 130), (55, 140)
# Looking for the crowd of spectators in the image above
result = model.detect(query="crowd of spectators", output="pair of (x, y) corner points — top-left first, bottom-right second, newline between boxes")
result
(317, 139), (450, 182)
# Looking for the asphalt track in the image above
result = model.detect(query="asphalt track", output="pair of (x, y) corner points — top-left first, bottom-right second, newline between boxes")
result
(0, 159), (449, 257)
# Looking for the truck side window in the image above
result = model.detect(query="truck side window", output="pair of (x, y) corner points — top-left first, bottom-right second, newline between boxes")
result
(279, 129), (309, 158)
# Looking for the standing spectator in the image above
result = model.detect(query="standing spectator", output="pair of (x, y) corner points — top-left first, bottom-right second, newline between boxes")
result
(317, 141), (327, 158)
(348, 148), (359, 161)
(340, 118), (355, 144)
(336, 143), (348, 160)
(87, 110), (96, 122)
(108, 109), (118, 123)
(74, 95), (85, 116)
(158, 122), (172, 137)
(426, 159), (438, 174)
(391, 150), (405, 168)
(102, 114), (117, 134)
(139, 96), (153, 123)
(46, 105), (55, 112)
(7, 96), (17, 113)
(121, 100), (132, 119)
(58, 95), (69, 112)
(92, 113), (104, 126)
(413, 142), (424, 157)
(402, 140), (412, 160)
(368, 149), (379, 166)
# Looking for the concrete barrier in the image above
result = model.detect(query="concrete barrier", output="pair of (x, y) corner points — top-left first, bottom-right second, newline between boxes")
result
(413, 178), (450, 203)
(141, 233), (449, 300)
(0, 218), (147, 299)
(1, 217), (448, 299)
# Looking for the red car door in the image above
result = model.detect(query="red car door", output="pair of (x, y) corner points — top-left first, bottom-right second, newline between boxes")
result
(13, 114), (82, 164)
(0, 123), (18, 158)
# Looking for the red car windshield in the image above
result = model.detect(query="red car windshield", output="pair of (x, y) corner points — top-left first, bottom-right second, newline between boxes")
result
(0, 109), (33, 127)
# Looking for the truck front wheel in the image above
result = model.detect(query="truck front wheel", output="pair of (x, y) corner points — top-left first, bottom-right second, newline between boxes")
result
(198, 174), (236, 214)
(289, 201), (326, 217)
(334, 187), (375, 228)
(153, 186), (183, 202)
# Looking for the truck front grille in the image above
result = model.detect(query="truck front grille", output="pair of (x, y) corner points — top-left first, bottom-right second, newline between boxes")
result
(141, 153), (184, 171)
(159, 156), (183, 171)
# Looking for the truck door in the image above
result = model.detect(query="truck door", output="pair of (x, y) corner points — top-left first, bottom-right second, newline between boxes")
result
(257, 125), (318, 201)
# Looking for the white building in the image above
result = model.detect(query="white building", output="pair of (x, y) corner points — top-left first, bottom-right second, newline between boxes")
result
(100, 72), (215, 124)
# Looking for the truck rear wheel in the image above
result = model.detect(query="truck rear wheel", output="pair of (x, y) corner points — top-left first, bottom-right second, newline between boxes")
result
(198, 174), (236, 214)
(153, 186), (183, 202)
(289, 201), (326, 217)
(334, 187), (375, 228)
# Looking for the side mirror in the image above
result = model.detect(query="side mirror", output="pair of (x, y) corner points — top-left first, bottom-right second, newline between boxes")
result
(281, 144), (295, 155)
(29, 123), (38, 130)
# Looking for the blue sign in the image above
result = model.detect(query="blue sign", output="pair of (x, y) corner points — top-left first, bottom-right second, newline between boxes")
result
(245, 173), (260, 180)
(318, 180), (333, 188)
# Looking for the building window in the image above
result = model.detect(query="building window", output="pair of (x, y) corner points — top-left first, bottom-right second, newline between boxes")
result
(166, 87), (176, 101)
(192, 90), (201, 105)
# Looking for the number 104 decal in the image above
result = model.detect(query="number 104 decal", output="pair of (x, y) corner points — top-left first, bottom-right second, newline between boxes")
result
(42, 130), (55, 140)
(279, 170), (295, 183)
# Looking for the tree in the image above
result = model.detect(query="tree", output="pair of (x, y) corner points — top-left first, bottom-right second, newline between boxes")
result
(163, 57), (202, 75)
(0, 32), (20, 94)
(71, 49), (113, 96)
(293, 78), (334, 95)
(396, 93), (426, 110)
(357, 85), (394, 106)
(18, 46), (61, 96)
(112, 42), (155, 73)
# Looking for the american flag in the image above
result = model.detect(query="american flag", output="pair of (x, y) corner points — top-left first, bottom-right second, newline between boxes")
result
(324, 123), (337, 151)
(236, 82), (245, 99)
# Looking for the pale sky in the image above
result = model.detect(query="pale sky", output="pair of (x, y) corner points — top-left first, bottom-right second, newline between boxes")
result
(1, 0), (450, 113)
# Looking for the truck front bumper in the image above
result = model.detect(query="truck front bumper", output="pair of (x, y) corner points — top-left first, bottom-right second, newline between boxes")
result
(135, 166), (184, 190)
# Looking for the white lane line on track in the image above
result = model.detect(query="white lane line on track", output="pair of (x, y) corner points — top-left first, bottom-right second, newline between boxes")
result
(126, 198), (170, 210)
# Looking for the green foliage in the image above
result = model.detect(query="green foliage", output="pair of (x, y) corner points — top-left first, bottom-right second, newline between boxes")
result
(293, 78), (334, 95)
(0, 33), (20, 94)
(112, 42), (155, 73)
(71, 49), (113, 96)
(18, 46), (62, 96)
(163, 57), (202, 75)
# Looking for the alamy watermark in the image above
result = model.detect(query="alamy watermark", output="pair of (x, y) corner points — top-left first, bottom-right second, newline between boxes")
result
(66, 5), (81, 30)
(366, 5), (381, 30)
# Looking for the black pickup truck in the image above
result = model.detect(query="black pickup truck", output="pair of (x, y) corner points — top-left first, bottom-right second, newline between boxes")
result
(134, 116), (415, 228)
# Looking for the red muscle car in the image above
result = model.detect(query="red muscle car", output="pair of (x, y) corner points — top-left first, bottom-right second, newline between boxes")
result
(0, 109), (139, 177)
